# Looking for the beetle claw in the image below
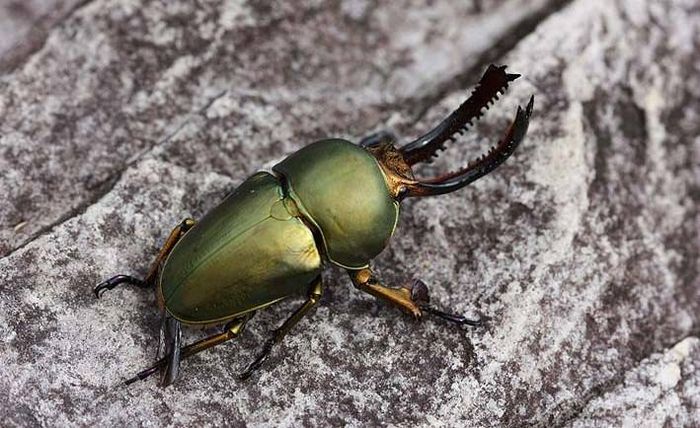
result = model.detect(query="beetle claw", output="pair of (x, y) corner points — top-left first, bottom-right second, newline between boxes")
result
(93, 280), (116, 299)
(420, 304), (483, 327)
(93, 283), (107, 299)
(92, 274), (147, 298)
(408, 279), (482, 327)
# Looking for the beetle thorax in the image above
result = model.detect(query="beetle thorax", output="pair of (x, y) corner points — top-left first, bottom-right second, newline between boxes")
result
(272, 139), (400, 269)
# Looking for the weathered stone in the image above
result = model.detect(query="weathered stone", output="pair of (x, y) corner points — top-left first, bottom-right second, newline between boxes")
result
(0, 0), (698, 426)
(0, 0), (83, 71)
(570, 337), (700, 427)
(0, 0), (562, 256)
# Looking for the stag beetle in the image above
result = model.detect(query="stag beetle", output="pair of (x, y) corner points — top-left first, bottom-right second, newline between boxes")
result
(94, 64), (534, 386)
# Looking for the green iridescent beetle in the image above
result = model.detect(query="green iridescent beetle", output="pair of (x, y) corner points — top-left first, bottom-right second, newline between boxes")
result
(94, 65), (534, 386)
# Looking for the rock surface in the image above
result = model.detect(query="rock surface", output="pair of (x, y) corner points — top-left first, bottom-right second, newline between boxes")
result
(0, 0), (83, 72)
(0, 0), (561, 256)
(570, 337), (700, 428)
(1, 0), (699, 426)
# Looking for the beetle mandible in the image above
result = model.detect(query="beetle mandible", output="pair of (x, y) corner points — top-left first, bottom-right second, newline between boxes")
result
(95, 64), (534, 386)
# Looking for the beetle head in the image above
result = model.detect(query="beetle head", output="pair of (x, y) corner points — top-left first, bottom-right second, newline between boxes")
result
(365, 64), (533, 200)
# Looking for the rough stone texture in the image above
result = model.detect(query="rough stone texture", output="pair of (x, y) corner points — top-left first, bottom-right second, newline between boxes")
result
(0, 0), (561, 256)
(0, 0), (84, 72)
(569, 337), (700, 427)
(1, 0), (699, 426)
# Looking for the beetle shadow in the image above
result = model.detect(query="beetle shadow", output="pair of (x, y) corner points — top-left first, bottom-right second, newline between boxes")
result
(321, 268), (482, 368)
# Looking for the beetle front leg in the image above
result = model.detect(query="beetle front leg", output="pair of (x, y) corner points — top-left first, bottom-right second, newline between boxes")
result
(348, 269), (481, 326)
(348, 268), (422, 317)
(93, 218), (195, 298)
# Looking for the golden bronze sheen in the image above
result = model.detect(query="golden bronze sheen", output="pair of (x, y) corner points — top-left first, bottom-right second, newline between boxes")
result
(93, 64), (534, 386)
(273, 139), (399, 269)
(160, 172), (322, 324)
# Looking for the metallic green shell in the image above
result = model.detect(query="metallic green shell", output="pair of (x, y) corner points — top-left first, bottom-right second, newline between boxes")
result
(273, 139), (399, 269)
(159, 172), (322, 324)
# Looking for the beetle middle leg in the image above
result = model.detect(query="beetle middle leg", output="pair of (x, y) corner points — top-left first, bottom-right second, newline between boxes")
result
(348, 268), (422, 317)
(348, 268), (481, 326)
(239, 276), (324, 380)
(93, 218), (196, 298)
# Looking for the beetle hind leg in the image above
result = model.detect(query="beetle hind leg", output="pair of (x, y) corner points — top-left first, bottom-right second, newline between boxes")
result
(93, 218), (195, 298)
(124, 313), (253, 386)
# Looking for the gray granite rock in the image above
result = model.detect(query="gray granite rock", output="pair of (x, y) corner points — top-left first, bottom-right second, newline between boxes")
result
(569, 337), (700, 427)
(0, 0), (699, 426)
(0, 0), (561, 256)
(0, 0), (83, 71)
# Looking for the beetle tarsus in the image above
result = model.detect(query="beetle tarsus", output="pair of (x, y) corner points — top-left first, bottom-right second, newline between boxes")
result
(93, 275), (147, 298)
(420, 304), (482, 327)
(408, 279), (481, 327)
(94, 217), (197, 299)
(160, 316), (183, 387)
(123, 365), (160, 386)
(239, 339), (274, 380)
